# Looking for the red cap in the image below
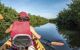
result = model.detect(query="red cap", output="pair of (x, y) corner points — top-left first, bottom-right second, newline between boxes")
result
(19, 11), (30, 18)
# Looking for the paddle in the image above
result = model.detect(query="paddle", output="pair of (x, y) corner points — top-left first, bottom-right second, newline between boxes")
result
(51, 41), (64, 46)
(38, 29), (64, 46)
(32, 35), (64, 46)
(40, 39), (64, 46)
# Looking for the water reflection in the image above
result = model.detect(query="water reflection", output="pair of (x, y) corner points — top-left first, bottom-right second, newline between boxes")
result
(35, 23), (72, 50)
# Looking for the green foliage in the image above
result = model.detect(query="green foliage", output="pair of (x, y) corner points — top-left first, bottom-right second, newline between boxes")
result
(57, 0), (80, 47)
(0, 2), (18, 33)
(30, 15), (48, 26)
(49, 18), (57, 23)
(57, 0), (80, 31)
(0, 2), (18, 39)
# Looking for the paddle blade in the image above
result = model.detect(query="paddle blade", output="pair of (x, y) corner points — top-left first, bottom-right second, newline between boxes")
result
(51, 42), (64, 46)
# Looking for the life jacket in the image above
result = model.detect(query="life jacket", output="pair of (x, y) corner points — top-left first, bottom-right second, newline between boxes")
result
(11, 21), (32, 39)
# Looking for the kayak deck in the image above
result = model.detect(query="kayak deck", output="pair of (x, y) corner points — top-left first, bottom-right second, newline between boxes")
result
(0, 38), (45, 50)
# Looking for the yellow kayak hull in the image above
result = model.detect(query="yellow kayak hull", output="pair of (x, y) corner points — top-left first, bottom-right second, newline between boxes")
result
(0, 38), (45, 50)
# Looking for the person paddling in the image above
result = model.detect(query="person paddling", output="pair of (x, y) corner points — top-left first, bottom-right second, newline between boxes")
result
(5, 11), (41, 50)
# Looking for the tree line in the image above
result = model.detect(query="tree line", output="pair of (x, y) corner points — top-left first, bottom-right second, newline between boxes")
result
(56, 0), (80, 47)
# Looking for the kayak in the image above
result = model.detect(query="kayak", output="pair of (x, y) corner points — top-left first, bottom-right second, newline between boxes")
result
(33, 39), (45, 50)
(0, 38), (45, 50)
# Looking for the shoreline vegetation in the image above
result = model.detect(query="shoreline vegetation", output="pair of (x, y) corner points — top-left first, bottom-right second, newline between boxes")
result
(0, 2), (48, 39)
(50, 0), (80, 48)
(49, 18), (57, 24)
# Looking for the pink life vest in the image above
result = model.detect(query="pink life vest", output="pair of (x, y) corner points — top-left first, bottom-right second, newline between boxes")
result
(11, 21), (32, 39)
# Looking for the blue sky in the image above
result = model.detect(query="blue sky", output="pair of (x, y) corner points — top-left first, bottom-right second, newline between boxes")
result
(1, 0), (71, 19)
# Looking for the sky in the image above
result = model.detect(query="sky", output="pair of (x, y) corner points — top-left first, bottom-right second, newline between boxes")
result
(1, 0), (71, 19)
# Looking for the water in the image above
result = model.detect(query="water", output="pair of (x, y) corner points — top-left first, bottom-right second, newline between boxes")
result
(35, 23), (72, 50)
(0, 23), (72, 50)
